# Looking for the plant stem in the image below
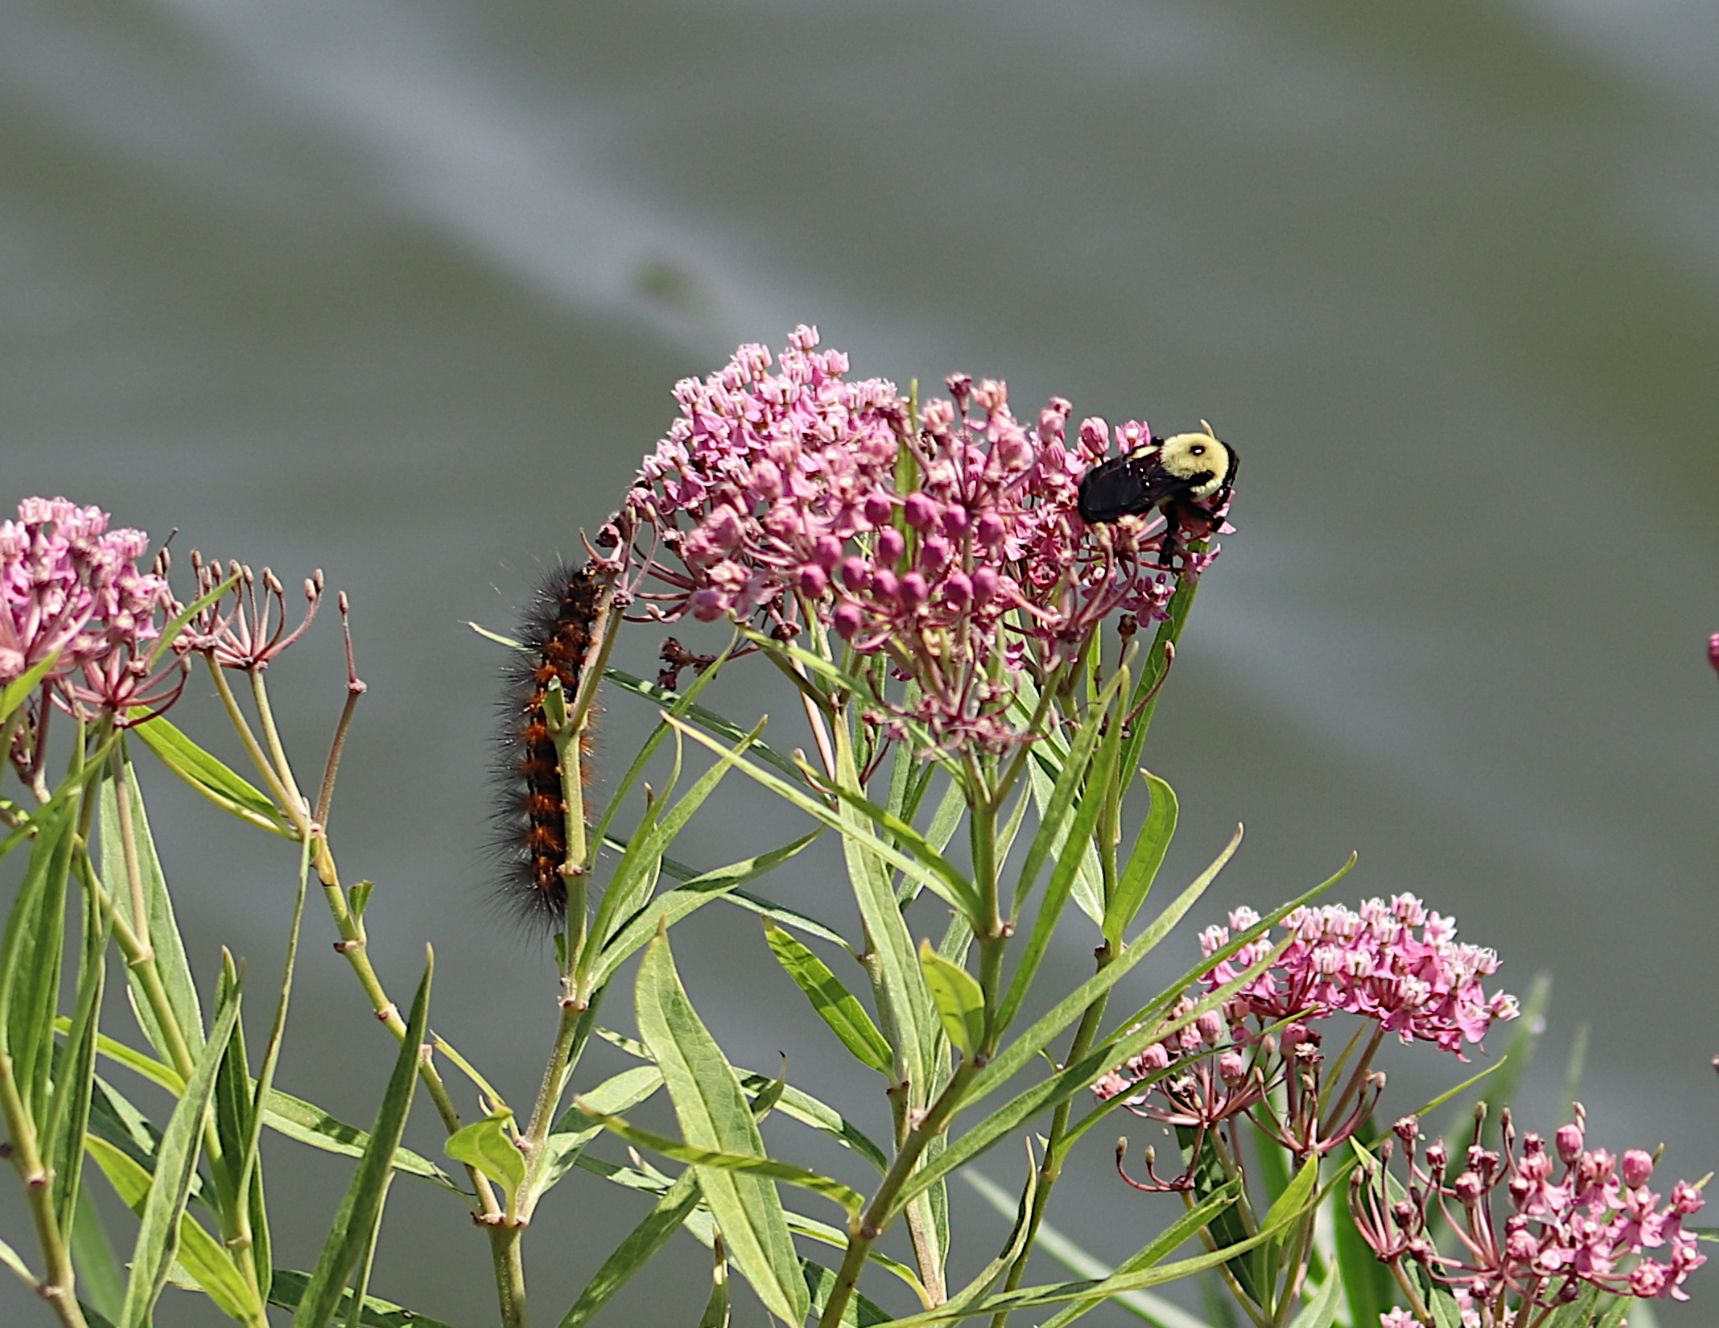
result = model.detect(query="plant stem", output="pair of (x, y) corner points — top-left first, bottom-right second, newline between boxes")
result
(818, 1063), (975, 1328)
(514, 998), (597, 1224)
(107, 748), (151, 960)
(0, 1052), (89, 1328)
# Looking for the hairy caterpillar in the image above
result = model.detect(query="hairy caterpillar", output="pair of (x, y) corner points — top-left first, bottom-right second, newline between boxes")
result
(493, 562), (610, 928)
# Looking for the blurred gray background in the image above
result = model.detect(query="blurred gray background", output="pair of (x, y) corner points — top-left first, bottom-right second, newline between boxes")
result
(4, 1), (1716, 1324)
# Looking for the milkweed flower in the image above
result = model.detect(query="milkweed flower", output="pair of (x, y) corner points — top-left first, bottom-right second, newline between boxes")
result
(176, 551), (325, 670)
(1197, 894), (1519, 1056)
(0, 497), (183, 726)
(1353, 1104), (1706, 1323)
(622, 328), (1218, 750)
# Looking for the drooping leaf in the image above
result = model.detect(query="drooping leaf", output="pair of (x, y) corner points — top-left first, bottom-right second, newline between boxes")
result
(919, 943), (987, 1058)
(634, 930), (808, 1325)
(1102, 770), (1178, 945)
(444, 1112), (525, 1196)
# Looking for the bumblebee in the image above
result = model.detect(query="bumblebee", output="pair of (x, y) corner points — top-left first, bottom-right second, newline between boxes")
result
(1077, 422), (1238, 565)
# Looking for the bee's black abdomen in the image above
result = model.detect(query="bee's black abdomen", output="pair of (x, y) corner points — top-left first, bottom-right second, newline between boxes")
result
(1077, 455), (1156, 524)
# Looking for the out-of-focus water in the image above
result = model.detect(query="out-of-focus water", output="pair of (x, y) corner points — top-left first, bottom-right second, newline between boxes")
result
(4, 2), (1715, 1324)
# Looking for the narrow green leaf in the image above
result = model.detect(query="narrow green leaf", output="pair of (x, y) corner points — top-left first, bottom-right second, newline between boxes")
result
(84, 1134), (259, 1321)
(1260, 1155), (1319, 1247)
(1285, 1267), (1344, 1328)
(1012, 668), (1128, 918)
(961, 1168), (1210, 1328)
(801, 1260), (894, 1327)
(1103, 770), (1178, 944)
(697, 1240), (731, 1328)
(578, 1100), (864, 1216)
(540, 1064), (664, 1194)
(667, 711), (979, 923)
(1427, 1286), (1466, 1328)
(635, 930), (809, 1325)
(972, 825), (1247, 1109)
(587, 719), (766, 980)
(767, 922), (892, 1073)
(919, 943), (986, 1057)
(0, 651), (60, 723)
(940, 1147), (1039, 1315)
(0, 796), (75, 1123)
(603, 664), (807, 784)
(557, 1168), (701, 1328)
(595, 831), (822, 989)
(131, 716), (289, 835)
(70, 1185), (126, 1321)
(995, 697), (1124, 1035)
(640, 842), (851, 948)
(46, 878), (108, 1237)
(267, 1268), (461, 1328)
(0, 1232), (36, 1288)
(896, 775), (965, 904)
(99, 757), (206, 1062)
(116, 985), (244, 1328)
(1025, 749), (1105, 925)
(809, 766), (982, 919)
(444, 1112), (525, 1195)
(292, 952), (433, 1328)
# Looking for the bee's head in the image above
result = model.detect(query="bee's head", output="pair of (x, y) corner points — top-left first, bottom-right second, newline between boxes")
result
(1156, 423), (1236, 502)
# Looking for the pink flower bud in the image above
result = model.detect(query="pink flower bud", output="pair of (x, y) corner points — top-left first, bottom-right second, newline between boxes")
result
(899, 572), (928, 609)
(943, 572), (972, 608)
(940, 507), (969, 537)
(1196, 1010), (1223, 1044)
(688, 589), (728, 622)
(976, 512), (1006, 547)
(796, 564), (829, 598)
(1709, 633), (1719, 674)
(870, 569), (899, 602)
(748, 458), (783, 500)
(971, 566), (999, 601)
(1555, 1122), (1584, 1164)
(877, 527), (905, 564)
(863, 493), (894, 525)
(1218, 1050), (1246, 1085)
(839, 557), (869, 592)
(1623, 1149), (1655, 1189)
(919, 535), (952, 572)
(812, 534), (844, 570)
(903, 492), (939, 530)
(832, 602), (863, 640)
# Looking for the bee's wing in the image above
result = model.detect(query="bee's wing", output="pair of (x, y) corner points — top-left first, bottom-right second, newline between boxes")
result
(1078, 452), (1178, 523)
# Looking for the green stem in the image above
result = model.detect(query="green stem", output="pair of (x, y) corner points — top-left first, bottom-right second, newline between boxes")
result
(0, 1053), (89, 1328)
(818, 1063), (975, 1328)
(513, 998), (597, 1224)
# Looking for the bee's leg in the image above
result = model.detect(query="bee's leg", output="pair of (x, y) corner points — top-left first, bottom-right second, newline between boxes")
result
(1156, 510), (1181, 568)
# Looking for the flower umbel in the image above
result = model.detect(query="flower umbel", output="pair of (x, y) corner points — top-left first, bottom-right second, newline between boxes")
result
(0, 497), (183, 733)
(1354, 1103), (1707, 1325)
(623, 329), (1226, 750)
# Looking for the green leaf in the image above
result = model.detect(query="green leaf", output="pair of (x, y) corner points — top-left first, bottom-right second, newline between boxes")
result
(1260, 1155), (1319, 1247)
(603, 664), (807, 785)
(70, 1185), (126, 1321)
(267, 1268), (461, 1328)
(767, 922), (892, 1073)
(808, 765), (982, 919)
(116, 984), (245, 1328)
(131, 716), (289, 835)
(84, 1134), (259, 1322)
(292, 951), (433, 1328)
(1284, 1266), (1344, 1328)
(539, 1064), (664, 1194)
(633, 843), (850, 949)
(939, 1147), (1038, 1315)
(919, 942), (987, 1057)
(970, 825), (1248, 1111)
(1103, 770), (1178, 945)
(1025, 747), (1105, 925)
(99, 757), (206, 1062)
(0, 795), (75, 1123)
(444, 1112), (525, 1196)
(46, 903), (109, 1241)
(577, 1100), (864, 1215)
(697, 1241), (731, 1328)
(0, 650), (60, 723)
(995, 694), (1125, 1035)
(961, 1168), (1209, 1328)
(634, 930), (809, 1325)
(801, 1260), (894, 1327)
(557, 1168), (702, 1328)
(0, 1232), (36, 1288)
(595, 832), (822, 987)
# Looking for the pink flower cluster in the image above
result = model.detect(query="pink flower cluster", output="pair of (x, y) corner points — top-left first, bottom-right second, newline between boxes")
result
(1198, 894), (1520, 1057)
(1357, 1106), (1706, 1322)
(0, 497), (183, 724)
(622, 328), (1211, 750)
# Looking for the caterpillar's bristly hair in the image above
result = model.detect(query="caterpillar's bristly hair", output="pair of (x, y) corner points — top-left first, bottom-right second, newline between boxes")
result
(493, 561), (608, 931)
